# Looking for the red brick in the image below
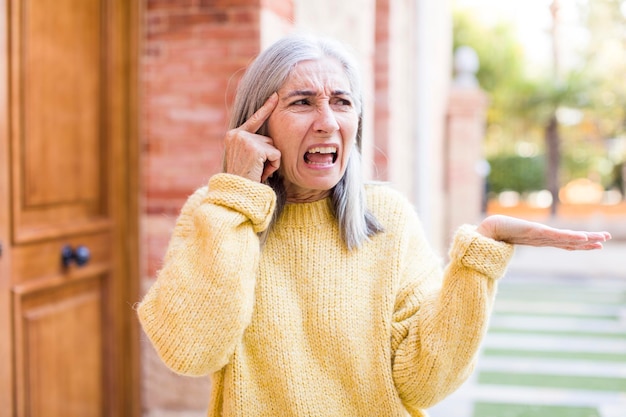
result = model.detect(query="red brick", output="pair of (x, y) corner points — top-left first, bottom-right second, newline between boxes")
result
(373, 0), (390, 181)
(228, 7), (258, 24)
(168, 9), (229, 29)
(199, 0), (259, 7)
(147, 0), (198, 10)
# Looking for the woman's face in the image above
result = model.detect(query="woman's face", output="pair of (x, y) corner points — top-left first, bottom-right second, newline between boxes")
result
(267, 57), (359, 203)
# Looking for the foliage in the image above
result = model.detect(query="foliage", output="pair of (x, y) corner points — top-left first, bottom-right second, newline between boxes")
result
(487, 148), (612, 194)
(487, 155), (545, 194)
(453, 11), (529, 137)
(453, 11), (525, 93)
(579, 0), (626, 141)
(453, 4), (626, 195)
(453, 11), (544, 164)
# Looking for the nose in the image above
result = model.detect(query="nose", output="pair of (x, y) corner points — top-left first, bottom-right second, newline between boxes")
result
(313, 102), (339, 133)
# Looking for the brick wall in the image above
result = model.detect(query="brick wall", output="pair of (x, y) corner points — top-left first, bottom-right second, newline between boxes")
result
(140, 1), (292, 414)
(373, 0), (390, 181)
(143, 0), (262, 280)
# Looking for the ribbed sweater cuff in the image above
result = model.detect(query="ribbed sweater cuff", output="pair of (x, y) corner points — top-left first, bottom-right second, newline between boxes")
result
(206, 173), (277, 233)
(449, 224), (514, 280)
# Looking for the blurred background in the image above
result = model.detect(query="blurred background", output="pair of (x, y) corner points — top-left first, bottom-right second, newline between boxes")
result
(0, 0), (624, 416)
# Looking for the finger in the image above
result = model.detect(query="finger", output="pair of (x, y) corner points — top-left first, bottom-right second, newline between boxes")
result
(585, 231), (611, 242)
(239, 93), (279, 133)
(541, 228), (606, 245)
(561, 241), (604, 251)
(550, 233), (608, 250)
(261, 149), (281, 182)
(558, 231), (610, 245)
(580, 231), (608, 241)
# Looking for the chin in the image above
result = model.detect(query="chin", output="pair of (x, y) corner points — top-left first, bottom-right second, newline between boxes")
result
(308, 176), (342, 191)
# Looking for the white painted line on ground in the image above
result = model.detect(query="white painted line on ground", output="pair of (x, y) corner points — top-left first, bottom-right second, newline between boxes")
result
(494, 300), (624, 318)
(489, 315), (626, 334)
(432, 384), (626, 415)
(484, 333), (626, 354)
(467, 384), (626, 408)
(477, 356), (626, 378)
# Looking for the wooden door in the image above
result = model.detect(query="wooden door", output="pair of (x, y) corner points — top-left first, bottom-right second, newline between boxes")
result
(0, 1), (140, 416)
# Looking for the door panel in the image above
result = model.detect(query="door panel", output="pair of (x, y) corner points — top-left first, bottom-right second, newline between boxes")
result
(20, 0), (102, 209)
(11, 0), (106, 244)
(14, 277), (104, 417)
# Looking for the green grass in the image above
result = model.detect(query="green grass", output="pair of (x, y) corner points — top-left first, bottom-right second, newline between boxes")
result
(482, 348), (626, 362)
(478, 371), (626, 392)
(473, 402), (600, 417)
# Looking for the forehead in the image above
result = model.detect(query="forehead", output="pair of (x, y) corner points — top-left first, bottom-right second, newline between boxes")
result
(280, 57), (351, 93)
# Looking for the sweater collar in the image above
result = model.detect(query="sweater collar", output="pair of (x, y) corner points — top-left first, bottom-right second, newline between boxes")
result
(277, 198), (336, 226)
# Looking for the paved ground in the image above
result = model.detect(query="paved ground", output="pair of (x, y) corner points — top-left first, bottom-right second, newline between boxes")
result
(429, 240), (626, 417)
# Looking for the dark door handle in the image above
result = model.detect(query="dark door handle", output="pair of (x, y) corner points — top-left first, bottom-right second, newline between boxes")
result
(61, 245), (91, 268)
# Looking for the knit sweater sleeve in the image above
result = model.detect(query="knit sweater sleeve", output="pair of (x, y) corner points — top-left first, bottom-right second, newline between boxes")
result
(390, 209), (513, 412)
(137, 173), (276, 376)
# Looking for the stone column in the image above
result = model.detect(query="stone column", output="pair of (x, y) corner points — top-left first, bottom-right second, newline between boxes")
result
(444, 46), (489, 243)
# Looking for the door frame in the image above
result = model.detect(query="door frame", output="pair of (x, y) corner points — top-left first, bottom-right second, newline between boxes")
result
(0, 1), (141, 415)
(0, 2), (13, 414)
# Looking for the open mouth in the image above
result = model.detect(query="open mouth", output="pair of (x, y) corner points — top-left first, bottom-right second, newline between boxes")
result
(304, 146), (338, 165)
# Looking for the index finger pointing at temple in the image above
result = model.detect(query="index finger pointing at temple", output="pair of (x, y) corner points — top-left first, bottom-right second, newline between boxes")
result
(239, 93), (279, 133)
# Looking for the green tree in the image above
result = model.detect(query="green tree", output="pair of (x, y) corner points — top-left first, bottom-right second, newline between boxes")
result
(576, 0), (626, 197)
(453, 11), (529, 145)
(514, 71), (597, 213)
(579, 0), (626, 141)
(453, 4), (626, 210)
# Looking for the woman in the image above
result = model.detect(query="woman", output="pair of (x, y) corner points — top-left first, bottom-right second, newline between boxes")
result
(137, 35), (610, 416)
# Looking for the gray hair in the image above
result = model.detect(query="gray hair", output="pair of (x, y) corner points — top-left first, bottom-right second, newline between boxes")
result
(228, 34), (383, 250)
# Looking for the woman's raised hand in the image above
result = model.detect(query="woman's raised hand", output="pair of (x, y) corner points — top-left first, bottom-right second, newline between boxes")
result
(224, 93), (280, 183)
(476, 214), (612, 250)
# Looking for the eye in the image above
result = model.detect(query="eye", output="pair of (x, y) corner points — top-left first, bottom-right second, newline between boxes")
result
(332, 97), (353, 108)
(291, 98), (310, 106)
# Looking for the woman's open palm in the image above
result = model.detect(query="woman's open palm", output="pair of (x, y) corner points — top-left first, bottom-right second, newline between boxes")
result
(477, 214), (612, 251)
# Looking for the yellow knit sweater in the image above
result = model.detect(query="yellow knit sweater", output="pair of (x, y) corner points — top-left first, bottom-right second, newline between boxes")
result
(138, 173), (514, 417)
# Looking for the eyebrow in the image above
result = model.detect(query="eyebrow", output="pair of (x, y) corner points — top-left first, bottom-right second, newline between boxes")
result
(284, 89), (353, 99)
